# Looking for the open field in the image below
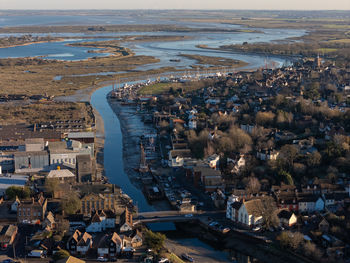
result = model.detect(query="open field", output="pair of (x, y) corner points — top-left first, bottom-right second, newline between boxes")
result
(0, 101), (94, 125)
(0, 54), (160, 96)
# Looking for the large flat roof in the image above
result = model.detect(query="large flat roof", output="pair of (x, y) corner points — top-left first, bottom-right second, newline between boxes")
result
(67, 132), (95, 139)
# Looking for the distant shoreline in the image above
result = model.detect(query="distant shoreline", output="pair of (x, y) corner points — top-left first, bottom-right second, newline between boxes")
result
(0, 38), (65, 49)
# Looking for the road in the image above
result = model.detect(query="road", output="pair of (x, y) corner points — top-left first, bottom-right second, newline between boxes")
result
(165, 238), (232, 263)
(135, 211), (225, 224)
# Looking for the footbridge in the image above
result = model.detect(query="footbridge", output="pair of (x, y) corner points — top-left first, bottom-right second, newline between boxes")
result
(134, 210), (225, 225)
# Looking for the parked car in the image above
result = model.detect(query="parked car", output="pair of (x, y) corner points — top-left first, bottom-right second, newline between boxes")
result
(28, 250), (45, 258)
(181, 253), (194, 262)
(252, 226), (261, 232)
(184, 214), (193, 218)
(97, 257), (108, 262)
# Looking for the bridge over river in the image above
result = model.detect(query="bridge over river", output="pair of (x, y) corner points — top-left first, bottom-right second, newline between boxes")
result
(134, 210), (225, 225)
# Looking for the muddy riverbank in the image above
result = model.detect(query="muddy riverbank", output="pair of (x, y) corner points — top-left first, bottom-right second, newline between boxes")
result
(106, 98), (171, 211)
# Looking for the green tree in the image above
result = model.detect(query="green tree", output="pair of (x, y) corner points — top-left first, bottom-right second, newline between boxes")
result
(144, 230), (166, 252)
(279, 170), (294, 185)
(52, 249), (70, 261)
(61, 192), (81, 215)
(44, 178), (60, 197)
(5, 186), (31, 200)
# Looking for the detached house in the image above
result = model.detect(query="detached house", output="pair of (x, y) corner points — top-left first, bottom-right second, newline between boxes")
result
(129, 229), (143, 248)
(42, 211), (56, 231)
(67, 230), (93, 256)
(168, 149), (191, 167)
(227, 154), (246, 174)
(278, 210), (297, 227)
(97, 232), (122, 260)
(228, 199), (264, 228)
(193, 166), (223, 192)
(256, 149), (279, 161)
(237, 199), (264, 227)
(207, 154), (220, 169)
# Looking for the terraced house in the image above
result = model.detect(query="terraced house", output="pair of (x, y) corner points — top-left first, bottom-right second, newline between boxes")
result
(80, 185), (126, 216)
(17, 194), (47, 224)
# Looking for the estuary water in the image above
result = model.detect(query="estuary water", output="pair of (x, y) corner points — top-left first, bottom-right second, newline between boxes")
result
(3, 12), (300, 262)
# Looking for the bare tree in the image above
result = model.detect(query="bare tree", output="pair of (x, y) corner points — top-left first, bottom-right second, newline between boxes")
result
(261, 197), (279, 229)
(245, 176), (261, 194)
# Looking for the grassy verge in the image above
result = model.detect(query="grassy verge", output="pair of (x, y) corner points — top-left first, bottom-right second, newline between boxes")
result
(165, 252), (186, 263)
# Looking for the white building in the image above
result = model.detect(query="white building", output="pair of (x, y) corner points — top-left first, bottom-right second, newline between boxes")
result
(207, 154), (220, 169)
(47, 169), (75, 181)
(256, 149), (280, 161)
(228, 199), (264, 227)
(298, 195), (324, 213)
(86, 211), (116, 233)
(168, 149), (191, 168)
(188, 119), (197, 129)
(226, 194), (239, 219)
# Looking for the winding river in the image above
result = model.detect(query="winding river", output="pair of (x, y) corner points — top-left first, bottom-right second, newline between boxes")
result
(1, 12), (306, 262)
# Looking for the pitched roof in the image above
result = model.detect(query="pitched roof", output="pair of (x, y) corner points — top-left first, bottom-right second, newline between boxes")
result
(243, 199), (263, 217)
(298, 194), (320, 203)
(111, 232), (122, 246)
(57, 256), (86, 263)
(278, 209), (294, 220)
(91, 212), (101, 223)
(0, 225), (17, 243)
(77, 232), (92, 247)
(231, 201), (242, 210)
(99, 210), (106, 218)
(45, 212), (55, 224)
(47, 169), (75, 178)
(71, 229), (82, 243)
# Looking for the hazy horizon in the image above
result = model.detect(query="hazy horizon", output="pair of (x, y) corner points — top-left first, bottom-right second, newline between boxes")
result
(1, 0), (349, 10)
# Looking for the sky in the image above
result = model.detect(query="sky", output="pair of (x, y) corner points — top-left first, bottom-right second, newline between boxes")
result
(1, 0), (349, 10)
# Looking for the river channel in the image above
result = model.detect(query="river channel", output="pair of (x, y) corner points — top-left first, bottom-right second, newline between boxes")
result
(1, 12), (306, 262)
